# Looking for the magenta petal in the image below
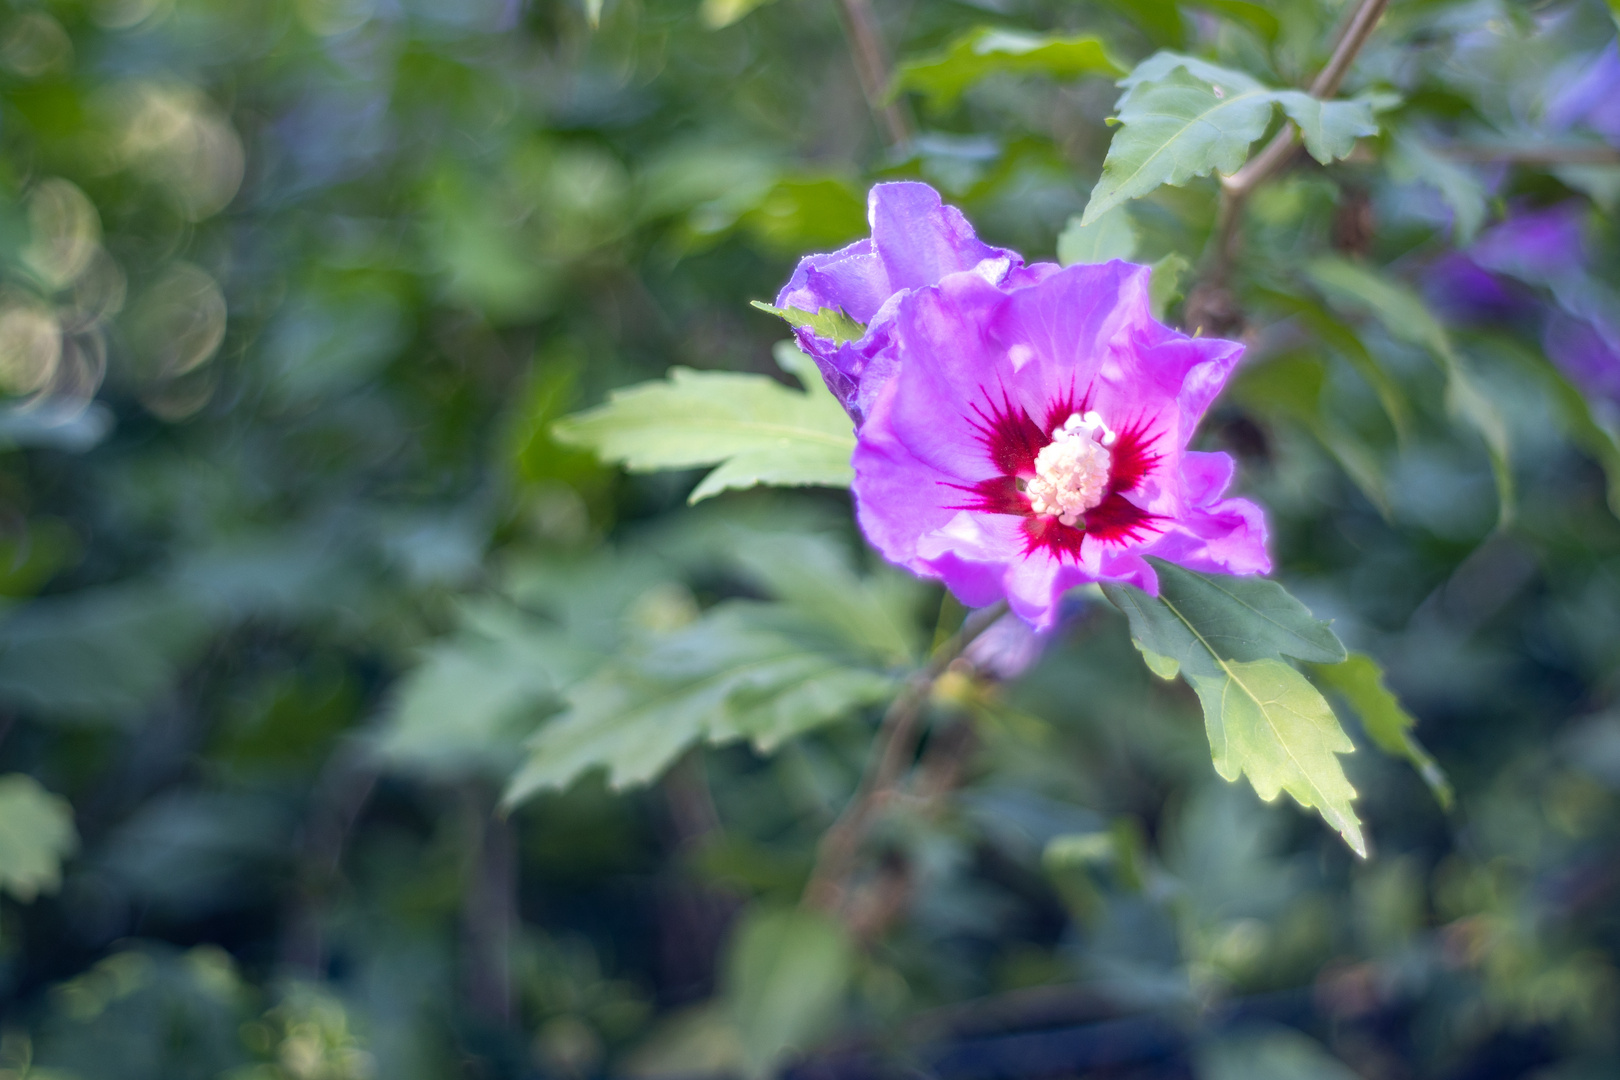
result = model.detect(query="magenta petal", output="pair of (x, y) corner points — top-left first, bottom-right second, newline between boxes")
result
(850, 260), (1268, 630)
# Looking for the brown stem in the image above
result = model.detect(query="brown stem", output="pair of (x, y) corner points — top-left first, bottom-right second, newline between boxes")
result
(1208, 0), (1390, 284)
(801, 600), (1007, 914)
(835, 0), (912, 148)
(1437, 143), (1620, 165)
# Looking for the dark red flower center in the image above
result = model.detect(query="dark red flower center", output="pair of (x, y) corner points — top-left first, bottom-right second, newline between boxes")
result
(944, 386), (1164, 561)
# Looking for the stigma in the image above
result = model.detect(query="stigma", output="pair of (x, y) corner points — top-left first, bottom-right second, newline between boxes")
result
(1026, 412), (1115, 527)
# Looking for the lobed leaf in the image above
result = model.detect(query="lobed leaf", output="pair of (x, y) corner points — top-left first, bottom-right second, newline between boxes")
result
(0, 774), (78, 902)
(1187, 658), (1364, 857)
(1083, 66), (1278, 225)
(502, 602), (896, 804)
(552, 363), (855, 505)
(1311, 652), (1454, 809)
(1274, 91), (1392, 165)
(891, 27), (1123, 111)
(1103, 563), (1362, 854)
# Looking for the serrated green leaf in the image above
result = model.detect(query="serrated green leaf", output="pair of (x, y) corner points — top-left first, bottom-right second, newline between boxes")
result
(1274, 91), (1389, 165)
(376, 627), (580, 781)
(1104, 558), (1346, 676)
(1186, 658), (1365, 857)
(1306, 257), (1513, 526)
(728, 531), (923, 666)
(1057, 206), (1139, 265)
(891, 27), (1124, 111)
(552, 366), (854, 505)
(0, 774), (78, 902)
(1103, 563), (1362, 853)
(724, 906), (853, 1079)
(502, 603), (896, 804)
(1149, 252), (1190, 320)
(1083, 66), (1277, 225)
(749, 302), (865, 345)
(1311, 652), (1453, 810)
(1118, 52), (1265, 94)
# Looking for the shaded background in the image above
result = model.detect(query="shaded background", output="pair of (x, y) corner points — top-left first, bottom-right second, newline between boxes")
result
(2, 0), (1620, 1077)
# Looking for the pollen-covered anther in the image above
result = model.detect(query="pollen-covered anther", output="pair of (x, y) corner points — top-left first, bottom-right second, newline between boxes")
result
(1025, 412), (1115, 527)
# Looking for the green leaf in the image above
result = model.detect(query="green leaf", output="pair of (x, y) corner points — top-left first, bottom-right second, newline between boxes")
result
(891, 27), (1124, 111)
(1083, 65), (1277, 225)
(1274, 91), (1391, 165)
(727, 531), (923, 666)
(1149, 252), (1190, 320)
(1191, 0), (1280, 43)
(502, 602), (896, 804)
(723, 906), (854, 1079)
(375, 626), (579, 781)
(1186, 658), (1365, 857)
(1105, 558), (1347, 676)
(1103, 561), (1363, 854)
(1311, 652), (1453, 809)
(749, 301), (865, 345)
(1200, 1025), (1363, 1080)
(552, 363), (855, 505)
(584, 0), (603, 27)
(700, 0), (777, 29)
(0, 774), (78, 902)
(1494, 333), (1620, 518)
(1057, 206), (1139, 265)
(1083, 55), (1389, 224)
(1306, 256), (1513, 526)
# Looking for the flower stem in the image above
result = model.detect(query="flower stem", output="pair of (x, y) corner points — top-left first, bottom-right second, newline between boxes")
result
(834, 0), (912, 148)
(1203, 0), (1389, 294)
(802, 599), (1008, 915)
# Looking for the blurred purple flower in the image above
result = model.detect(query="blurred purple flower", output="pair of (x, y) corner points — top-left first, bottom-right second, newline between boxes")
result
(1545, 310), (1620, 404)
(963, 610), (1050, 680)
(1547, 41), (1620, 145)
(1425, 203), (1586, 323)
(851, 260), (1269, 631)
(775, 182), (1056, 422)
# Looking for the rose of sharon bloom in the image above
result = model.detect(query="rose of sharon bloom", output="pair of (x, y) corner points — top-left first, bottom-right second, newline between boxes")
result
(775, 181), (1054, 423)
(852, 260), (1270, 631)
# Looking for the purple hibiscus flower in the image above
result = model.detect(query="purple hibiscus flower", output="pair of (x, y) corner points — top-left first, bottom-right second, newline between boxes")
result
(775, 182), (1056, 422)
(848, 259), (1270, 631)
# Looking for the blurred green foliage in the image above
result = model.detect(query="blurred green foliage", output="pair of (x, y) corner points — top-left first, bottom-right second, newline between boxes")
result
(0, 0), (1619, 1077)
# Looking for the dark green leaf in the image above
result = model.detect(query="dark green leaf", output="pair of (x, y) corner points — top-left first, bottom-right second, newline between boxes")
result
(1311, 653), (1453, 809)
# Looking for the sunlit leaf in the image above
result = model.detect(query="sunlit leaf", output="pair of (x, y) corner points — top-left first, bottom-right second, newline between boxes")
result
(750, 302), (865, 345)
(1311, 652), (1453, 809)
(1186, 659), (1365, 857)
(891, 27), (1124, 111)
(1057, 206), (1139, 265)
(1104, 561), (1363, 854)
(723, 906), (853, 1079)
(0, 774), (77, 902)
(552, 361), (855, 505)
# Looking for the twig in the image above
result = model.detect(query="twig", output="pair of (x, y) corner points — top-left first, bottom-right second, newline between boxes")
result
(802, 600), (1007, 914)
(834, 0), (912, 148)
(1437, 143), (1620, 165)
(1207, 0), (1389, 285)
